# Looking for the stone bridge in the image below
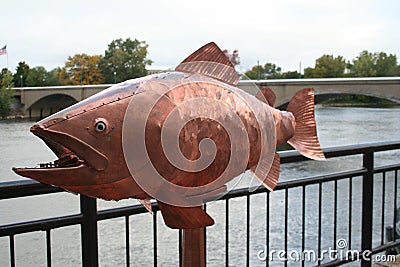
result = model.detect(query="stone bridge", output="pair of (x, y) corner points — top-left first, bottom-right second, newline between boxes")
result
(12, 84), (111, 118)
(11, 77), (400, 118)
(239, 77), (400, 107)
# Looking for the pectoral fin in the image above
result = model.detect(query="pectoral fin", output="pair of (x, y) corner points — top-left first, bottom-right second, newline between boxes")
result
(158, 202), (214, 229)
(251, 152), (280, 191)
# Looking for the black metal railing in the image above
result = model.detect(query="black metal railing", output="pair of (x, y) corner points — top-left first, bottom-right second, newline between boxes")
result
(0, 140), (399, 266)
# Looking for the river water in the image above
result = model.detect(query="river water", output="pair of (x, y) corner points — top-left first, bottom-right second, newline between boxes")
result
(0, 106), (399, 266)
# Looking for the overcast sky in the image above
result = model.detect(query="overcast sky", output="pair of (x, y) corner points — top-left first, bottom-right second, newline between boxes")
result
(1, 0), (399, 74)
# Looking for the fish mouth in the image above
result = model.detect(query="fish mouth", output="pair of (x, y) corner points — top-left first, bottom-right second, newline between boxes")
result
(34, 136), (86, 169)
(13, 124), (109, 179)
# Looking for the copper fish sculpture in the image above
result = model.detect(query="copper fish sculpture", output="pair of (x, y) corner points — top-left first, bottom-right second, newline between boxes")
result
(13, 42), (325, 229)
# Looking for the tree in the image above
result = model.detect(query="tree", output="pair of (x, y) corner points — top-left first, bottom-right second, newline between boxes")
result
(349, 51), (398, 77)
(25, 66), (48, 87)
(375, 52), (398, 76)
(244, 66), (259, 79)
(0, 68), (14, 117)
(100, 38), (153, 83)
(275, 71), (301, 79)
(304, 55), (346, 78)
(62, 54), (105, 85)
(348, 51), (376, 77)
(244, 62), (282, 79)
(13, 61), (30, 87)
(46, 67), (66, 86)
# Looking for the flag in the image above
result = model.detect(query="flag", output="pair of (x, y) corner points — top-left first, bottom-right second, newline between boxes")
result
(0, 45), (7, 56)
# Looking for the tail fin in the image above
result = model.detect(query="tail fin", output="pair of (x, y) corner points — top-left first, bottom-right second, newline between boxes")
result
(287, 88), (325, 160)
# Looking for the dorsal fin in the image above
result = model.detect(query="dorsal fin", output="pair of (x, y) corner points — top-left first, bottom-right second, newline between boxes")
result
(176, 42), (239, 86)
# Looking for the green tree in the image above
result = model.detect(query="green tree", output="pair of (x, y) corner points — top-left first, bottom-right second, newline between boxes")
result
(244, 62), (282, 79)
(47, 67), (67, 86)
(244, 66), (259, 79)
(100, 38), (153, 83)
(304, 55), (346, 78)
(13, 61), (30, 87)
(374, 52), (397, 76)
(276, 70), (301, 79)
(348, 51), (398, 77)
(25, 66), (48, 87)
(0, 68), (14, 117)
(349, 51), (376, 77)
(62, 54), (105, 85)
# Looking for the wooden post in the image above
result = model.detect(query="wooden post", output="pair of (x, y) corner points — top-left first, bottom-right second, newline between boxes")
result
(182, 228), (205, 267)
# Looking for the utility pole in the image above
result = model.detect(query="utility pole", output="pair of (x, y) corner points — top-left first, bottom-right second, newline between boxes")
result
(299, 62), (302, 78)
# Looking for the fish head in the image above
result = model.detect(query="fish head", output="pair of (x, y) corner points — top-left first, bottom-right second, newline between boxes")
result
(13, 84), (146, 200)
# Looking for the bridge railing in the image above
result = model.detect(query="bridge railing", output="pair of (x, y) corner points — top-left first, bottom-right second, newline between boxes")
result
(0, 140), (399, 266)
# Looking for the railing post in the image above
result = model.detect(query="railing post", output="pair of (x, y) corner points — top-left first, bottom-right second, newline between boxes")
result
(182, 228), (206, 267)
(80, 195), (98, 267)
(361, 150), (374, 267)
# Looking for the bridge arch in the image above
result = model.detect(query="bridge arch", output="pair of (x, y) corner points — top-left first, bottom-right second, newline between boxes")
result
(27, 93), (78, 119)
(277, 92), (399, 109)
(314, 92), (400, 106)
(313, 85), (400, 104)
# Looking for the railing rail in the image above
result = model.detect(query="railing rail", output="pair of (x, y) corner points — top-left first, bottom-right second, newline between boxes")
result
(1, 140), (399, 266)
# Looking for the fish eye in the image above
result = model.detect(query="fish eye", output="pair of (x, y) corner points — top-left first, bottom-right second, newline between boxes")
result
(95, 121), (107, 132)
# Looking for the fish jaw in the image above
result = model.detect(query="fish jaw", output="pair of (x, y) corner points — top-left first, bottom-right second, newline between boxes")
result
(12, 123), (108, 186)
(12, 164), (90, 186)
(13, 164), (147, 201)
